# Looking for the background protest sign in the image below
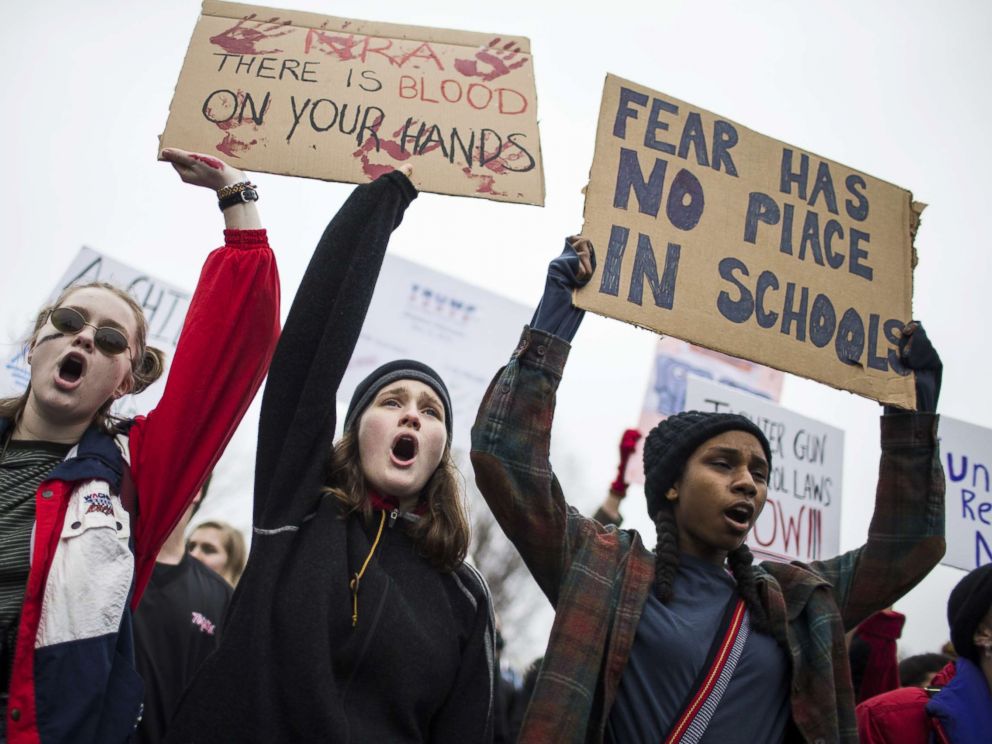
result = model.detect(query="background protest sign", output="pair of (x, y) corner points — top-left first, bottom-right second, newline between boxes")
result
(575, 73), (921, 408)
(684, 376), (843, 563)
(626, 337), (785, 484)
(939, 416), (992, 570)
(161, 0), (544, 205)
(337, 254), (530, 450)
(1, 247), (191, 419)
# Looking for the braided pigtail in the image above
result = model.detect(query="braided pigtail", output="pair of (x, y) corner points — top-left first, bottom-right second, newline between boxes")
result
(727, 543), (783, 645)
(653, 503), (680, 602)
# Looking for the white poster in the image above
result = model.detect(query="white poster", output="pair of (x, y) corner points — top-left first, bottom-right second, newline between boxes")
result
(684, 376), (843, 563)
(628, 337), (785, 484)
(340, 254), (531, 450)
(939, 416), (992, 570)
(1, 247), (192, 418)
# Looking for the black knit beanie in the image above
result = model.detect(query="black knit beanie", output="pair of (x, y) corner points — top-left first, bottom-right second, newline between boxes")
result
(344, 360), (453, 442)
(947, 563), (992, 664)
(643, 410), (773, 519)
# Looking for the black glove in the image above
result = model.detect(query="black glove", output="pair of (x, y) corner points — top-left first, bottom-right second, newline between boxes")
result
(530, 236), (597, 342)
(885, 321), (942, 414)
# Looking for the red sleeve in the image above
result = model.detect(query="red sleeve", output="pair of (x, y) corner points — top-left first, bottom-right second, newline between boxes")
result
(127, 229), (280, 606)
(855, 687), (931, 744)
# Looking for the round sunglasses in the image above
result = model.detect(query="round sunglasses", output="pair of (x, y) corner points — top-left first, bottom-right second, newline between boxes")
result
(48, 307), (132, 357)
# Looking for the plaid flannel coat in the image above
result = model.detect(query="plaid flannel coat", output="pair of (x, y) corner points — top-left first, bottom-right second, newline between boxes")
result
(471, 327), (945, 744)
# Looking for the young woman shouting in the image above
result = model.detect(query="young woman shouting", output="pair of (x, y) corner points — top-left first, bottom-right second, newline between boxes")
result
(166, 167), (495, 744)
(0, 148), (279, 744)
(471, 237), (945, 744)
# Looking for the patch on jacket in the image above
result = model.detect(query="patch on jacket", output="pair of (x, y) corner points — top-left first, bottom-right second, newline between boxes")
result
(84, 491), (114, 516)
(191, 612), (217, 635)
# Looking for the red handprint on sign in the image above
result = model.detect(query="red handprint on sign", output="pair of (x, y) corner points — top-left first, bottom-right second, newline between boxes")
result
(454, 38), (528, 82)
(210, 14), (295, 55)
(204, 90), (264, 159)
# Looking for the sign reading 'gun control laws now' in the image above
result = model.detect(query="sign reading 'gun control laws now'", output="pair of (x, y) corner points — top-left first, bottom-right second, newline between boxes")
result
(161, 0), (544, 204)
(576, 74), (923, 408)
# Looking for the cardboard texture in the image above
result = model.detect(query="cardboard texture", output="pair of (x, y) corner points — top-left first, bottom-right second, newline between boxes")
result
(161, 0), (544, 205)
(576, 74), (919, 407)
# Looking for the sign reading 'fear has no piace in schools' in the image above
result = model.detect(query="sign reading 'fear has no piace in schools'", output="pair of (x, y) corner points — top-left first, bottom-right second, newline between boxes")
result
(576, 74), (924, 408)
(161, 0), (544, 205)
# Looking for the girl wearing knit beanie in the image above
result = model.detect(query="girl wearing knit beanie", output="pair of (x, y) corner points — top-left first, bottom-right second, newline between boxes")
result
(471, 239), (946, 744)
(166, 167), (495, 744)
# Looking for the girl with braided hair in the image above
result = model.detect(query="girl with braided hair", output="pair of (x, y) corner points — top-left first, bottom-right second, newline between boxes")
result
(471, 237), (946, 743)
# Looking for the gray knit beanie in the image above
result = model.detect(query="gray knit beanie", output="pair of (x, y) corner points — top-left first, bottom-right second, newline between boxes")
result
(643, 410), (773, 518)
(344, 360), (453, 442)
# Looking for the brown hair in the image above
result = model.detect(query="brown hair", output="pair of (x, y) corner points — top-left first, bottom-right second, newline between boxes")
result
(323, 429), (470, 572)
(0, 282), (166, 433)
(190, 520), (248, 586)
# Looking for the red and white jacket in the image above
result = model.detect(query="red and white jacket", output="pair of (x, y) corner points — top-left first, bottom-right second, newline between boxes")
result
(3, 230), (279, 744)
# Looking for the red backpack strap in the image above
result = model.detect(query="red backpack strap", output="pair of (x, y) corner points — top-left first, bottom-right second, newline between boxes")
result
(664, 596), (750, 744)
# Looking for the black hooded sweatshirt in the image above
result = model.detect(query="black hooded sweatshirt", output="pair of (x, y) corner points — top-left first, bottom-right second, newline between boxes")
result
(165, 172), (496, 744)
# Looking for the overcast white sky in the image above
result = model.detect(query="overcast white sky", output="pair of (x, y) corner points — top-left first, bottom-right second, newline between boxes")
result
(3, 0), (990, 665)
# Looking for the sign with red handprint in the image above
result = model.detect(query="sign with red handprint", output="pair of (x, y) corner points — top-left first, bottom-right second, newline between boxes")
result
(161, 0), (544, 205)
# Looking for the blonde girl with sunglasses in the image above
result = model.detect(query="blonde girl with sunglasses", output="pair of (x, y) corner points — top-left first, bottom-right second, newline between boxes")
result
(0, 149), (280, 744)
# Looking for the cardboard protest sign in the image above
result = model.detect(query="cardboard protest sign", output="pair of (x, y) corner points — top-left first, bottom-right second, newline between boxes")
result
(939, 416), (992, 570)
(627, 337), (785, 484)
(0, 247), (191, 418)
(161, 0), (544, 205)
(576, 74), (921, 408)
(684, 376), (843, 563)
(338, 254), (530, 450)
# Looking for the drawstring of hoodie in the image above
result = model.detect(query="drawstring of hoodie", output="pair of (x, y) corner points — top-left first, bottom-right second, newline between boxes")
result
(350, 510), (387, 627)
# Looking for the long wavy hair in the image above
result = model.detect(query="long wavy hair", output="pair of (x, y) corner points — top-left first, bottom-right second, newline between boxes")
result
(323, 429), (470, 572)
(0, 282), (166, 434)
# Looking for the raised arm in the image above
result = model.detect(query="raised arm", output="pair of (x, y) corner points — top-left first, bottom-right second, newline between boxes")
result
(471, 237), (597, 603)
(129, 149), (280, 604)
(808, 323), (945, 628)
(254, 168), (417, 528)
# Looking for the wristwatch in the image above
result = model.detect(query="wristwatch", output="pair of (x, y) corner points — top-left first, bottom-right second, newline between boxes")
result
(218, 185), (259, 211)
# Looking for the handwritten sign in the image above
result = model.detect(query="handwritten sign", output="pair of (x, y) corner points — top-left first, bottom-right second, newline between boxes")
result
(160, 0), (544, 205)
(684, 376), (843, 563)
(0, 247), (191, 419)
(337, 254), (530, 450)
(627, 337), (785, 484)
(576, 74), (921, 408)
(939, 416), (992, 570)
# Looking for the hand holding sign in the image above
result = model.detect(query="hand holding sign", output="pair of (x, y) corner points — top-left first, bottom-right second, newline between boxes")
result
(885, 322), (942, 413)
(530, 235), (596, 341)
(160, 147), (247, 189)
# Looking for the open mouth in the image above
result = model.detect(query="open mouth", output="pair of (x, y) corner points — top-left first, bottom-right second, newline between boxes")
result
(724, 503), (754, 530)
(57, 353), (86, 384)
(391, 434), (418, 465)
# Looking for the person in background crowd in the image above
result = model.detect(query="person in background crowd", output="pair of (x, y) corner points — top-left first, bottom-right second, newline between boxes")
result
(848, 608), (906, 702)
(187, 519), (247, 586)
(165, 166), (496, 744)
(133, 483), (232, 744)
(856, 563), (992, 744)
(593, 428), (641, 528)
(471, 237), (945, 743)
(0, 148), (279, 744)
(899, 652), (953, 688)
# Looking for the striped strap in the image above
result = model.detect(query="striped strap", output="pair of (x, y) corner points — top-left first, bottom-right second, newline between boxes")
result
(663, 597), (750, 744)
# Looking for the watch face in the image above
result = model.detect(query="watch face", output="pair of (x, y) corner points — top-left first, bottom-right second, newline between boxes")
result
(240, 188), (259, 202)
